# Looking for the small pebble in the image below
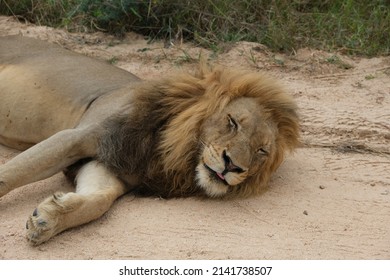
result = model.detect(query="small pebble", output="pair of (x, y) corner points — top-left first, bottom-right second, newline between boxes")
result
(303, 210), (308, 215)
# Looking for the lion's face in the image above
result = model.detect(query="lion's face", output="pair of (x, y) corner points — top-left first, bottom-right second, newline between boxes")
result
(196, 97), (276, 197)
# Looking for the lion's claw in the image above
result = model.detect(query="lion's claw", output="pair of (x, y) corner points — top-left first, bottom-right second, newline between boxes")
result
(26, 213), (57, 245)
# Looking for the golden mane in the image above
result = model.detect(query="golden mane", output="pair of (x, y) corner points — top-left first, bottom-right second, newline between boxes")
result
(99, 64), (299, 198)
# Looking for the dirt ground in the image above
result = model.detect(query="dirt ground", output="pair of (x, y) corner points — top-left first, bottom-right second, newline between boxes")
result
(0, 16), (389, 260)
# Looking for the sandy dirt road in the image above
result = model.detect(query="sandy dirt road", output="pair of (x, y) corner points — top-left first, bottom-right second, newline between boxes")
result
(0, 16), (389, 259)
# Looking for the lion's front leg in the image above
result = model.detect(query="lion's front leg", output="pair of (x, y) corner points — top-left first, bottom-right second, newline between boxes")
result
(26, 160), (129, 245)
(0, 128), (96, 197)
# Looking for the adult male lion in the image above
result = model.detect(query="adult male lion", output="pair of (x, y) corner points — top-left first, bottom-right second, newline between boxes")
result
(0, 36), (299, 245)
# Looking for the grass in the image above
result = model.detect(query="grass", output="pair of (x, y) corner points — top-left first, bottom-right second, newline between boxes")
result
(0, 0), (389, 56)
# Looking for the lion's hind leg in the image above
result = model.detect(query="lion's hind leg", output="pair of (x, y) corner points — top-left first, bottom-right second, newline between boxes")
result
(26, 161), (127, 245)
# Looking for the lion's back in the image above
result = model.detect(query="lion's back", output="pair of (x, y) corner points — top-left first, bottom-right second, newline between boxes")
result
(0, 36), (140, 149)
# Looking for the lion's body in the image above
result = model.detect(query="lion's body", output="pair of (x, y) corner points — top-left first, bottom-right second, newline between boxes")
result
(0, 36), (140, 149)
(0, 36), (299, 245)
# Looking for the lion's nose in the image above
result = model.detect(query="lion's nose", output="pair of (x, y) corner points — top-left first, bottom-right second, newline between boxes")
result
(222, 150), (244, 174)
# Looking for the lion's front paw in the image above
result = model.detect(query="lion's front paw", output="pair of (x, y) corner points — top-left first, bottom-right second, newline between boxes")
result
(26, 192), (70, 245)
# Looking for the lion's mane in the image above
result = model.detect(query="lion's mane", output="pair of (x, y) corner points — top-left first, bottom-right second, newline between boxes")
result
(98, 65), (299, 198)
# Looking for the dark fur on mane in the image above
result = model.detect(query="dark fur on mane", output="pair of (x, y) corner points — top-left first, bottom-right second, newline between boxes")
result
(97, 75), (203, 197)
(97, 65), (299, 198)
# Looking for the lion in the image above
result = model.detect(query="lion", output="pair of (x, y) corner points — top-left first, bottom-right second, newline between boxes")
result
(0, 35), (299, 245)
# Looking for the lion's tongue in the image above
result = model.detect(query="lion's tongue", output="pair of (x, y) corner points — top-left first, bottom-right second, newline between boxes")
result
(216, 172), (225, 180)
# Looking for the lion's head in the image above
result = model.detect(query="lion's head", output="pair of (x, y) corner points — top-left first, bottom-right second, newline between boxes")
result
(195, 97), (278, 197)
(99, 65), (299, 198)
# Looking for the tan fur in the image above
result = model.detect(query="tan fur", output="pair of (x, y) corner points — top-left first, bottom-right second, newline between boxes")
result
(0, 36), (299, 244)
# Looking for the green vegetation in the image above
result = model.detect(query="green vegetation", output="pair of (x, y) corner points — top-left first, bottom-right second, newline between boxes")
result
(0, 0), (389, 56)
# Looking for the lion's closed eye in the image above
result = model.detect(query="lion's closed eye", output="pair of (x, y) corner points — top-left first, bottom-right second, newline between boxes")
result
(227, 114), (239, 130)
(257, 147), (269, 156)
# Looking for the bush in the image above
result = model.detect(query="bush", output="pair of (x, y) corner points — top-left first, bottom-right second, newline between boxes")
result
(0, 0), (389, 56)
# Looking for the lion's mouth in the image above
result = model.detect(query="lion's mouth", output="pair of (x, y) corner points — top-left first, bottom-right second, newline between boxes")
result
(203, 164), (229, 186)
